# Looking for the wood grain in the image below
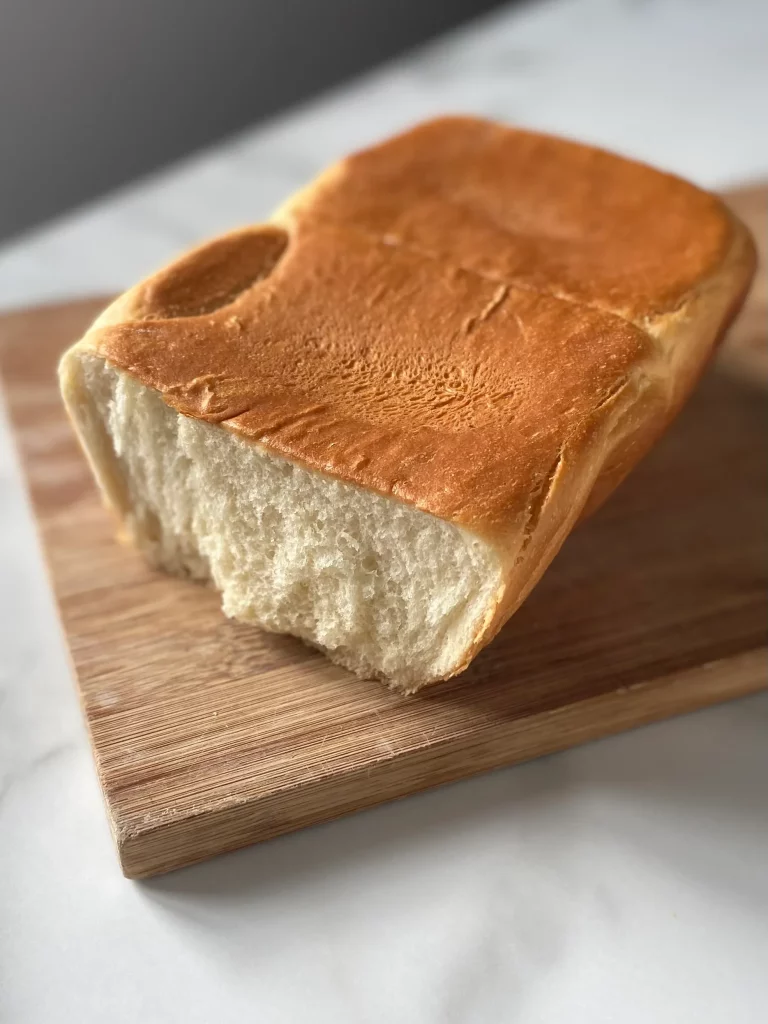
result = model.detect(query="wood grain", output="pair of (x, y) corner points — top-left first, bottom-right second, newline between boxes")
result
(1, 187), (766, 879)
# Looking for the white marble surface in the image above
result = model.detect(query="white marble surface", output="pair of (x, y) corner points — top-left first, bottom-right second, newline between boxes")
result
(1, 1), (767, 1021)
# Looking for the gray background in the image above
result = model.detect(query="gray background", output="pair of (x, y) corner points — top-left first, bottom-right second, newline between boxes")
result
(0, 0), (503, 242)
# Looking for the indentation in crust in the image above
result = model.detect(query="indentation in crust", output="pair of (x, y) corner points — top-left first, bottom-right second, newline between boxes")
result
(132, 226), (289, 321)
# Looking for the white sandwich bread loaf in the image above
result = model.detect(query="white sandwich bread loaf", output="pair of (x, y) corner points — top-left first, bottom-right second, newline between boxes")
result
(59, 117), (756, 691)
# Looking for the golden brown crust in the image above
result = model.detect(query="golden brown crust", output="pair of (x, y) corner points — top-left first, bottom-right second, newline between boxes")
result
(278, 117), (741, 322)
(65, 116), (756, 678)
(86, 219), (657, 534)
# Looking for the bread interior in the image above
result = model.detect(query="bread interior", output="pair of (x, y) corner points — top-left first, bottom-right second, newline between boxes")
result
(62, 353), (502, 690)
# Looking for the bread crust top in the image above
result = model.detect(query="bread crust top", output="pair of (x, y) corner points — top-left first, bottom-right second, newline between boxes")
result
(75, 117), (755, 540)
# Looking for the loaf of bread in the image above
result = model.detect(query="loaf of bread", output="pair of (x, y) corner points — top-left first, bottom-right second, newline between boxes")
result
(59, 117), (755, 691)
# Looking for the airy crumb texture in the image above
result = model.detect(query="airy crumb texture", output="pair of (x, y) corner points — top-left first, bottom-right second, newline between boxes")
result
(64, 354), (501, 690)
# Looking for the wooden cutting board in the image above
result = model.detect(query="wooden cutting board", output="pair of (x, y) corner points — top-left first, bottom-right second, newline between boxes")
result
(1, 186), (766, 879)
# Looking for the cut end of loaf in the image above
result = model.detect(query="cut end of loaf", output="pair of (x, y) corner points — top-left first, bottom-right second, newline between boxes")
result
(60, 352), (503, 691)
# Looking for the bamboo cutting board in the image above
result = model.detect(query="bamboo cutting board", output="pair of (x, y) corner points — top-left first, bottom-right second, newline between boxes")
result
(1, 187), (766, 879)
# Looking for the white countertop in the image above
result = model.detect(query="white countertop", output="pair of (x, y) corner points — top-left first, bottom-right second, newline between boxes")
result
(1, 1), (767, 1021)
